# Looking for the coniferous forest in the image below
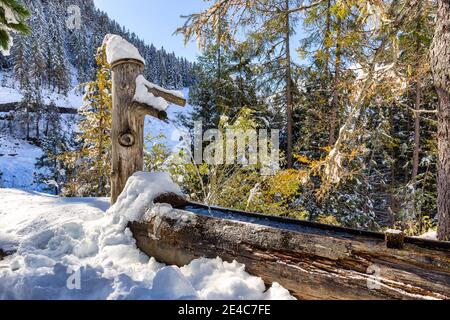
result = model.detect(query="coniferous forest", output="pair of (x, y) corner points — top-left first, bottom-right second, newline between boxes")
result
(177, 0), (449, 241)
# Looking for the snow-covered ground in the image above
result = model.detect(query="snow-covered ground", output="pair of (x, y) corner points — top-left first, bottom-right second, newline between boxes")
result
(0, 71), (84, 109)
(0, 174), (293, 300)
(0, 84), (84, 110)
(0, 135), (44, 190)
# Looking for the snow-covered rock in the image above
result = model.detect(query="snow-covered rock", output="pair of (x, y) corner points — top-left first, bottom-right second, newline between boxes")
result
(0, 175), (294, 300)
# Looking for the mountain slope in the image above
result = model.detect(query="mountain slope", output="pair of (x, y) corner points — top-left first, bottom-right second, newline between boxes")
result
(0, 0), (196, 193)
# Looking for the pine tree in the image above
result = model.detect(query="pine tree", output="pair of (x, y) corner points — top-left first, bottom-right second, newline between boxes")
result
(34, 114), (68, 195)
(12, 34), (27, 87)
(0, 0), (31, 55)
(61, 45), (112, 197)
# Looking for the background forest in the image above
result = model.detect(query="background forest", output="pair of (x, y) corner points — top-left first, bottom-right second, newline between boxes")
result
(0, 0), (449, 240)
(174, 0), (445, 238)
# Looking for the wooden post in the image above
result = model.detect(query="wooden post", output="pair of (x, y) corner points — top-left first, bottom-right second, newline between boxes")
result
(111, 59), (145, 204)
(385, 229), (405, 249)
(110, 59), (186, 205)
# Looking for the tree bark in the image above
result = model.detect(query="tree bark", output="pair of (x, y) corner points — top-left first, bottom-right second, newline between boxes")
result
(431, 0), (450, 241)
(412, 13), (423, 182)
(129, 201), (450, 300)
(329, 17), (342, 146)
(285, 0), (294, 168)
(110, 59), (180, 205)
(412, 79), (422, 181)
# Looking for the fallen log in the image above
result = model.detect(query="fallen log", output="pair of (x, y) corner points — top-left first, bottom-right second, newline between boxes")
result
(129, 196), (450, 300)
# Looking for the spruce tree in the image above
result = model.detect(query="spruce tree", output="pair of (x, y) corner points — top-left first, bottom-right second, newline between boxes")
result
(34, 116), (67, 195)
(0, 0), (31, 55)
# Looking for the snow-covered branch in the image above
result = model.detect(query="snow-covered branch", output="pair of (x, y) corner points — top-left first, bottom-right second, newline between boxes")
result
(133, 75), (186, 112)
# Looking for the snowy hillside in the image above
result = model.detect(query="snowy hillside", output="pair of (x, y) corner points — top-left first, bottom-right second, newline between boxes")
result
(144, 88), (193, 150)
(0, 86), (192, 192)
(0, 174), (293, 300)
(0, 84), (84, 110)
(0, 135), (43, 190)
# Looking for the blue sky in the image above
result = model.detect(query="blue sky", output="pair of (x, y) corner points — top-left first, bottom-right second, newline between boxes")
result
(93, 0), (306, 63)
(93, 0), (209, 61)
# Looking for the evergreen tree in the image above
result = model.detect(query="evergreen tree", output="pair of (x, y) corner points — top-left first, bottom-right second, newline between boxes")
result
(0, 0), (31, 55)
(61, 45), (112, 197)
(34, 114), (68, 195)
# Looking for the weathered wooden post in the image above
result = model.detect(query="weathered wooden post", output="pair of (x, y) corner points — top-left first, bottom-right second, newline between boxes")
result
(104, 35), (186, 204)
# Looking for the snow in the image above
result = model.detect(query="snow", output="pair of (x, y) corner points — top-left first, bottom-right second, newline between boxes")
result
(0, 135), (43, 190)
(0, 174), (294, 300)
(0, 84), (84, 110)
(417, 230), (438, 241)
(0, 2), (19, 25)
(0, 86), (22, 104)
(134, 75), (185, 112)
(385, 229), (403, 235)
(108, 172), (183, 222)
(103, 34), (145, 66)
(134, 75), (170, 111)
(137, 75), (185, 100)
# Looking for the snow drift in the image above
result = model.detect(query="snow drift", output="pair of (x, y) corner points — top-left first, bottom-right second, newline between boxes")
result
(0, 173), (294, 300)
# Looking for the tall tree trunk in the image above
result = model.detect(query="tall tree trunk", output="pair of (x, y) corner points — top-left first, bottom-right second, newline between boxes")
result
(26, 109), (30, 140)
(430, 0), (450, 241)
(217, 4), (223, 115)
(35, 112), (40, 140)
(329, 18), (342, 146)
(285, 0), (293, 169)
(412, 79), (422, 181)
(412, 10), (423, 182)
(97, 113), (104, 197)
(324, 0), (331, 72)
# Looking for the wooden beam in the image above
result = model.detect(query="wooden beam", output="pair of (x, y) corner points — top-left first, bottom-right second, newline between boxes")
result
(129, 198), (450, 300)
(145, 85), (187, 107)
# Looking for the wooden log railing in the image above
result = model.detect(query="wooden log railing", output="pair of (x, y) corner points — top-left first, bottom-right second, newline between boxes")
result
(129, 194), (450, 300)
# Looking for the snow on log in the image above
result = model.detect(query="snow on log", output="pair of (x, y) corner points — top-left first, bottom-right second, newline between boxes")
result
(129, 199), (450, 300)
(0, 188), (293, 300)
(133, 75), (186, 112)
(109, 172), (184, 222)
(104, 34), (145, 66)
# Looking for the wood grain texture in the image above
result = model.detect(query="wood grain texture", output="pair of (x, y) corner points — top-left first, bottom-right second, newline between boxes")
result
(129, 202), (450, 300)
(110, 60), (146, 204)
(110, 60), (184, 204)
(431, 0), (450, 241)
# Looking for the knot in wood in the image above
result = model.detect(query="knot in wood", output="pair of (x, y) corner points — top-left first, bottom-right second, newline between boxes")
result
(119, 132), (135, 147)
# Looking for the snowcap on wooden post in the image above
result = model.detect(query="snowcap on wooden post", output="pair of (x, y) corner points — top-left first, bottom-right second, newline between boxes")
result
(104, 34), (186, 205)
